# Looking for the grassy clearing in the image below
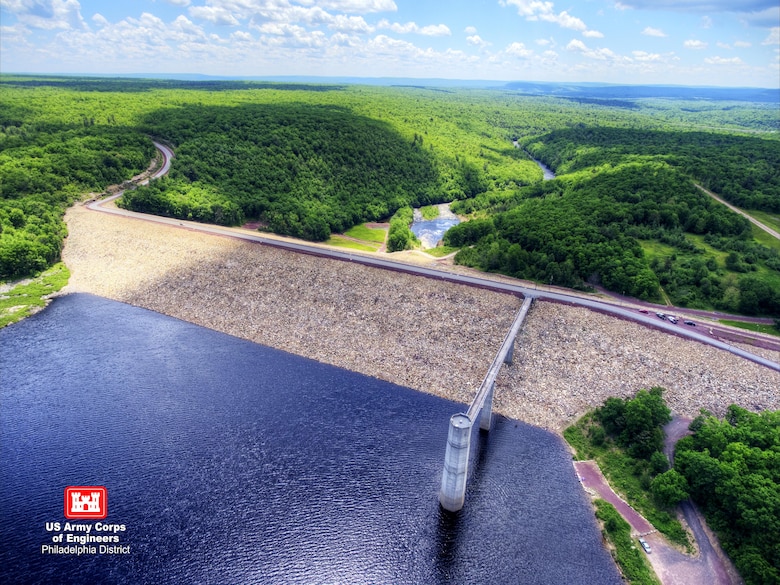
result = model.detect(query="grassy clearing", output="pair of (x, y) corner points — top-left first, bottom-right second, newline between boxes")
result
(324, 236), (380, 252)
(594, 499), (660, 585)
(420, 205), (440, 220)
(748, 209), (780, 235)
(343, 223), (387, 244)
(719, 319), (780, 337)
(564, 413), (690, 550)
(750, 223), (780, 254)
(423, 246), (458, 257)
(0, 263), (70, 328)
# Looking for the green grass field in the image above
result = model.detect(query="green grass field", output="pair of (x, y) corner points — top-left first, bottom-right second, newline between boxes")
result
(719, 319), (780, 337)
(343, 223), (387, 244)
(324, 235), (380, 252)
(0, 263), (70, 328)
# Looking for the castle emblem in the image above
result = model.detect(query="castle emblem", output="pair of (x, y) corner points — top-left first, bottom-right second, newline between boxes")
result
(64, 486), (107, 519)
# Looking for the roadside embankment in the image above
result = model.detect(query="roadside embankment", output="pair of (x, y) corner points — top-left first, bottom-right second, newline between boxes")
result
(62, 204), (780, 431)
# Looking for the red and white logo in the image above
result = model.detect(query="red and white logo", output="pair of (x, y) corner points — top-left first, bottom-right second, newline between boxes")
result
(64, 486), (107, 520)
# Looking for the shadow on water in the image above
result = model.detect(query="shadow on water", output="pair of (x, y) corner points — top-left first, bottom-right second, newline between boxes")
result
(434, 508), (462, 582)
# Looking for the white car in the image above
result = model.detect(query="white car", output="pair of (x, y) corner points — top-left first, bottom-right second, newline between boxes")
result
(639, 538), (652, 554)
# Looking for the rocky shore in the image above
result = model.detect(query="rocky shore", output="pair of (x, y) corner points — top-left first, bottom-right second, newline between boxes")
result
(62, 204), (780, 431)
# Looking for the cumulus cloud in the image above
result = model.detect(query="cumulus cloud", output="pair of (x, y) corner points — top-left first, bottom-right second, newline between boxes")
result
(734, 40), (751, 47)
(318, 0), (397, 13)
(505, 41), (533, 58)
(704, 55), (743, 64)
(163, 0), (191, 6)
(583, 30), (604, 38)
(684, 39), (708, 49)
(566, 38), (624, 61)
(1, 0), (88, 30)
(501, 0), (588, 31)
(632, 50), (661, 61)
(377, 20), (450, 36)
(92, 13), (109, 27)
(189, 6), (241, 26)
(328, 15), (373, 34)
(419, 24), (451, 36)
(467, 34), (490, 48)
(464, 26), (477, 35)
(763, 27), (779, 45)
(642, 26), (666, 37)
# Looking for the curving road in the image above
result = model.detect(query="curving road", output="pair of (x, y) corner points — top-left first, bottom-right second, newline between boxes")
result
(696, 184), (780, 242)
(89, 143), (780, 374)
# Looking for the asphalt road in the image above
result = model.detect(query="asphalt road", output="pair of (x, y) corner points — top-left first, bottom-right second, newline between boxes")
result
(89, 143), (780, 375)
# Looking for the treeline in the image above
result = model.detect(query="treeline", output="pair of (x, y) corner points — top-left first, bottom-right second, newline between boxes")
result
(523, 127), (780, 212)
(446, 163), (780, 314)
(124, 103), (441, 240)
(674, 407), (780, 585)
(0, 121), (154, 279)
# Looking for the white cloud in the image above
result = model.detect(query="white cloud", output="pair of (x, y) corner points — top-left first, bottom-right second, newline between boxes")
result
(1, 0), (88, 30)
(704, 56), (743, 65)
(376, 20), (449, 36)
(734, 40), (751, 47)
(189, 6), (240, 26)
(502, 0), (588, 31)
(328, 15), (373, 34)
(163, 0), (191, 6)
(717, 41), (730, 49)
(464, 26), (477, 35)
(641, 26), (666, 37)
(505, 41), (533, 58)
(566, 38), (624, 61)
(535, 38), (551, 46)
(583, 30), (603, 38)
(419, 24), (451, 37)
(467, 34), (490, 48)
(92, 13), (108, 27)
(763, 27), (779, 45)
(632, 50), (661, 61)
(318, 0), (397, 13)
(684, 39), (708, 49)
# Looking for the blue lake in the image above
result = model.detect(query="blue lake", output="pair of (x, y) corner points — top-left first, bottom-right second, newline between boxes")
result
(0, 293), (621, 584)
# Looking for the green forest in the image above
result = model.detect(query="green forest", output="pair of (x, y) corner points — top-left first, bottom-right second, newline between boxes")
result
(1, 75), (779, 316)
(675, 407), (780, 585)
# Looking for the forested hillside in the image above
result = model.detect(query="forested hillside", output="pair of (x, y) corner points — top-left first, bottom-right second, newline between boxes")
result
(121, 103), (440, 240)
(1, 75), (779, 317)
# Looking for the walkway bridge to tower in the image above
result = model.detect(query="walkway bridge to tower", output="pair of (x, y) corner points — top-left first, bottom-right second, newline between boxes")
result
(439, 296), (534, 512)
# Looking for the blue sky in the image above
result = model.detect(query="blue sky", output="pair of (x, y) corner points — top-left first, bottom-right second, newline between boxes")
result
(1, 0), (779, 87)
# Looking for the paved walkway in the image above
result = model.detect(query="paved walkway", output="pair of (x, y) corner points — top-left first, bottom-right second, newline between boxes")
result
(574, 460), (740, 585)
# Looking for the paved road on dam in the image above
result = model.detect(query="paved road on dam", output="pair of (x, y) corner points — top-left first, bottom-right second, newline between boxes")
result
(89, 142), (780, 374)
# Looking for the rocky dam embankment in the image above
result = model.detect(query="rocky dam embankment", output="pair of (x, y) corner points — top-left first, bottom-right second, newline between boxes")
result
(62, 203), (780, 431)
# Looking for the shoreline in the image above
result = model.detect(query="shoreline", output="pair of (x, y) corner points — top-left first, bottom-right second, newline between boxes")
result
(61, 203), (780, 432)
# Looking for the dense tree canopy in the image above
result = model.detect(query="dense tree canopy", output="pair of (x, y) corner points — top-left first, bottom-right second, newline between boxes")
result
(675, 406), (780, 585)
(122, 103), (441, 240)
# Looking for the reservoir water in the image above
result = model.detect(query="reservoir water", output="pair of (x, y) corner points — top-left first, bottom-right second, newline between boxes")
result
(410, 204), (460, 249)
(0, 294), (621, 584)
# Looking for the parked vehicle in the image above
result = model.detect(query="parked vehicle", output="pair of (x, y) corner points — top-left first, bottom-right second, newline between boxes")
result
(684, 320), (696, 326)
(656, 313), (666, 320)
(639, 538), (652, 554)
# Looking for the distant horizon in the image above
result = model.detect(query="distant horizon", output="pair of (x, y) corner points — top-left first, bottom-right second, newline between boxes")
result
(4, 71), (780, 92)
(2, 1), (778, 89)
